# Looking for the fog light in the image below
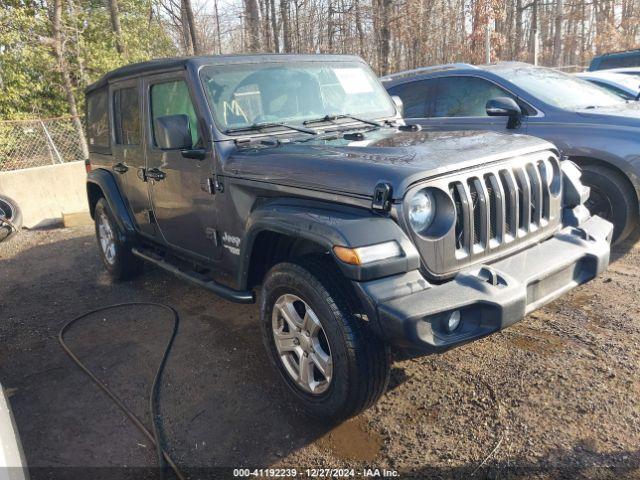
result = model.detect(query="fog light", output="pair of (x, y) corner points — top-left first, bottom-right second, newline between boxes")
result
(446, 310), (461, 333)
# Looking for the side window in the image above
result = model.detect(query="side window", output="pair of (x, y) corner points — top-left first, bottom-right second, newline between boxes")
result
(113, 87), (141, 145)
(433, 77), (515, 117)
(387, 80), (432, 118)
(600, 55), (640, 69)
(86, 89), (110, 152)
(150, 80), (200, 147)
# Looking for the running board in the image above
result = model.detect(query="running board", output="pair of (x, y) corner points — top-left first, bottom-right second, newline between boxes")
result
(131, 248), (255, 304)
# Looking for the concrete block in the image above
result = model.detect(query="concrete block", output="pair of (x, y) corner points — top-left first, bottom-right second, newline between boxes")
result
(0, 161), (88, 229)
(63, 211), (93, 227)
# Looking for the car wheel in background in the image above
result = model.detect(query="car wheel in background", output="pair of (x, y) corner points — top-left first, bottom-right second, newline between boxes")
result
(94, 197), (143, 280)
(0, 195), (23, 243)
(260, 256), (390, 421)
(581, 164), (639, 244)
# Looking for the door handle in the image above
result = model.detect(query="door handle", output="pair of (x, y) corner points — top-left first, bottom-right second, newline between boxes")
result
(112, 162), (128, 174)
(146, 168), (166, 181)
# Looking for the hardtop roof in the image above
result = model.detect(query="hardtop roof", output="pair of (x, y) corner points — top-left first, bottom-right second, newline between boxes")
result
(85, 54), (364, 94)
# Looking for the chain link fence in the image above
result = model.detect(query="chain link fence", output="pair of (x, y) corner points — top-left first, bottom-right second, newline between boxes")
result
(0, 116), (87, 172)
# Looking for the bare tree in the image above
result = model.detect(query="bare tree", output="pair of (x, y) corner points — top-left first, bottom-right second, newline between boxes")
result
(552, 0), (563, 65)
(280, 0), (292, 52)
(183, 0), (200, 54)
(244, 0), (261, 51)
(50, 0), (88, 159)
(106, 0), (127, 56)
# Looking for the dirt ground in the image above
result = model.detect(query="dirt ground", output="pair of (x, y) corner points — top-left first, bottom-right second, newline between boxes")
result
(1, 226), (639, 479)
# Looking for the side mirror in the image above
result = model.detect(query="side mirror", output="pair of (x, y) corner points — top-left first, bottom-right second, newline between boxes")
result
(486, 97), (522, 129)
(154, 114), (193, 150)
(391, 95), (404, 117)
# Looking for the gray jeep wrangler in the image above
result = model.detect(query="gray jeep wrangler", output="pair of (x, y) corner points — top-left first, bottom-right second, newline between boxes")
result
(85, 54), (612, 420)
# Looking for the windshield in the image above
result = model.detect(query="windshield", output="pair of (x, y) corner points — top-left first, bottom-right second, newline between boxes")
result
(497, 66), (627, 109)
(200, 61), (395, 133)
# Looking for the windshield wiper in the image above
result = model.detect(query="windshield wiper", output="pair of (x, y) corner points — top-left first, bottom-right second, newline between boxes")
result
(225, 121), (317, 135)
(303, 114), (382, 128)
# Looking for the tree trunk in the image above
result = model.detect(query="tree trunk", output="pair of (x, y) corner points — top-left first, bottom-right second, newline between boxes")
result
(528, 0), (538, 63)
(106, 0), (127, 56)
(244, 0), (261, 51)
(214, 0), (223, 54)
(552, 0), (563, 65)
(515, 0), (523, 57)
(180, 1), (194, 54)
(270, 0), (280, 52)
(182, 0), (200, 55)
(51, 0), (88, 160)
(280, 0), (291, 52)
(354, 0), (365, 56)
(327, 0), (334, 52)
(376, 0), (392, 75)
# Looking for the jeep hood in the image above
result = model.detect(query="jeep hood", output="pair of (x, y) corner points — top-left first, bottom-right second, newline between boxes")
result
(223, 129), (554, 200)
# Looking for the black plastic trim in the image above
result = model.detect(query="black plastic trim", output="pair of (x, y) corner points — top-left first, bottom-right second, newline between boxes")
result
(132, 248), (255, 304)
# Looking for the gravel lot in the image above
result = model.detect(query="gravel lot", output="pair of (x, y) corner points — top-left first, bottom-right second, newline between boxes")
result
(1, 226), (639, 479)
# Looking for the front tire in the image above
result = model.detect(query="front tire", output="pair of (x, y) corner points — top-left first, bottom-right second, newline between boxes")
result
(260, 257), (390, 421)
(94, 197), (143, 280)
(580, 164), (639, 244)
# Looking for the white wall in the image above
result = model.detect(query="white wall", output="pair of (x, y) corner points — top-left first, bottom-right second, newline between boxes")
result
(0, 161), (88, 229)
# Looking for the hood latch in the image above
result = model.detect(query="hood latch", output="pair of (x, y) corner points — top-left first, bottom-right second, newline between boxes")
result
(372, 182), (393, 212)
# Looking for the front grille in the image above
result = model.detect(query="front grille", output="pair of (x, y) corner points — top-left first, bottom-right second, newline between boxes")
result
(403, 151), (562, 280)
(449, 160), (553, 255)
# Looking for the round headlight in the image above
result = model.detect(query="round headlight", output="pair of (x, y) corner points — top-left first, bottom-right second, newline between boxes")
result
(408, 189), (435, 233)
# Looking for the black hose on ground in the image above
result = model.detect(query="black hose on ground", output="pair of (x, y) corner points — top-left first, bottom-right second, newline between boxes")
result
(58, 302), (185, 480)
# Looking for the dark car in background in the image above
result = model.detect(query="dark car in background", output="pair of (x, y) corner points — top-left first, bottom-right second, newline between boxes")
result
(589, 49), (640, 71)
(382, 62), (640, 243)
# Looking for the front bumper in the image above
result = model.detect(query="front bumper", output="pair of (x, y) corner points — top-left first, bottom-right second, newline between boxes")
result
(354, 215), (612, 356)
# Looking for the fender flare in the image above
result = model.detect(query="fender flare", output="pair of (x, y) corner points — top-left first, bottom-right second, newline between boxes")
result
(237, 198), (420, 287)
(568, 153), (640, 206)
(86, 168), (136, 239)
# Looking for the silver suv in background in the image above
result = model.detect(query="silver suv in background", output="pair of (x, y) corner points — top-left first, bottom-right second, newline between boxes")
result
(382, 62), (640, 243)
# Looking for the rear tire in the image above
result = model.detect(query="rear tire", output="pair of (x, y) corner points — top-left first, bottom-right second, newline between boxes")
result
(94, 197), (143, 280)
(260, 256), (390, 421)
(580, 164), (638, 244)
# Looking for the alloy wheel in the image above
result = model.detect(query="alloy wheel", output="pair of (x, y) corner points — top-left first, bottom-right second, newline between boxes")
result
(271, 294), (333, 395)
(97, 212), (117, 265)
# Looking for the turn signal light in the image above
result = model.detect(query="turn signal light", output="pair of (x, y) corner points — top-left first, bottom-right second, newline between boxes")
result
(333, 241), (402, 265)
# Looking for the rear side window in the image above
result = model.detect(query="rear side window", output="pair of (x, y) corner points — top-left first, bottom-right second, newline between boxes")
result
(86, 89), (110, 153)
(599, 54), (640, 69)
(387, 80), (432, 118)
(433, 77), (515, 117)
(150, 80), (200, 147)
(113, 87), (141, 145)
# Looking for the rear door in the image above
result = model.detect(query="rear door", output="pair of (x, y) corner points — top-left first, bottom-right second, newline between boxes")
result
(411, 75), (527, 134)
(110, 80), (155, 237)
(143, 73), (222, 262)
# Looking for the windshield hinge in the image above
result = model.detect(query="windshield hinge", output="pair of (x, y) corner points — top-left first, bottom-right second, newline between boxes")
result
(372, 182), (393, 212)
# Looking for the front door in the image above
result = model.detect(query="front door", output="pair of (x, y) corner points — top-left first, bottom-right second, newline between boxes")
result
(110, 79), (155, 237)
(143, 73), (221, 262)
(412, 76), (528, 134)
